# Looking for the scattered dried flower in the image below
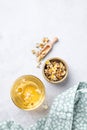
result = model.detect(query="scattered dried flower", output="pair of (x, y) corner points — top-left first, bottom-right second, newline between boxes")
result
(32, 50), (36, 54)
(43, 104), (48, 109)
(42, 37), (49, 43)
(36, 43), (40, 48)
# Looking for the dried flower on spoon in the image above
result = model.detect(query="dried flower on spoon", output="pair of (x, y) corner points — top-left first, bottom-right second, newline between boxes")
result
(32, 37), (58, 68)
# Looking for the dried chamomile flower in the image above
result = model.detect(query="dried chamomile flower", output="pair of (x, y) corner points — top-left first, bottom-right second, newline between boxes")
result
(39, 43), (45, 49)
(32, 50), (36, 54)
(36, 64), (40, 68)
(45, 60), (51, 65)
(59, 62), (64, 68)
(61, 70), (66, 76)
(36, 61), (41, 68)
(42, 37), (49, 43)
(36, 43), (40, 48)
(43, 104), (48, 109)
(44, 69), (48, 73)
(50, 74), (57, 81)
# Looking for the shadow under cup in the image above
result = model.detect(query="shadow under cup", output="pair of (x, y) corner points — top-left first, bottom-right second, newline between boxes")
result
(10, 75), (45, 110)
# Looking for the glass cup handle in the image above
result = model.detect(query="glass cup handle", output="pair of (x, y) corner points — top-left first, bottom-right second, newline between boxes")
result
(42, 97), (49, 110)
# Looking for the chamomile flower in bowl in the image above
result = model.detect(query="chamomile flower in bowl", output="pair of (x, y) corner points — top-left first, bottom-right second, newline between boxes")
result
(43, 57), (68, 84)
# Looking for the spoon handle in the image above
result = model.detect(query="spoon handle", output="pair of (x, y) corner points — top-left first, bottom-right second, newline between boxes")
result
(49, 37), (58, 47)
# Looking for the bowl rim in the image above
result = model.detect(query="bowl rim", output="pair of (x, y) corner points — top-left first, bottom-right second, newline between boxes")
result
(10, 75), (46, 111)
(42, 57), (68, 84)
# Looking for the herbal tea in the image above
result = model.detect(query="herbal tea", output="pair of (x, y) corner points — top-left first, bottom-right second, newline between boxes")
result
(10, 75), (45, 110)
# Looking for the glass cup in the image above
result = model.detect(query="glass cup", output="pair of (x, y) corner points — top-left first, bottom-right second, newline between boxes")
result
(10, 75), (46, 111)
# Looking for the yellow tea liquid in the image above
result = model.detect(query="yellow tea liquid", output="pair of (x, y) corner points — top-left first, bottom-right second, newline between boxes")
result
(10, 75), (45, 110)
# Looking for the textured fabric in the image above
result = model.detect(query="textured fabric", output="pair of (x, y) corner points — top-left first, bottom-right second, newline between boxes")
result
(0, 82), (87, 130)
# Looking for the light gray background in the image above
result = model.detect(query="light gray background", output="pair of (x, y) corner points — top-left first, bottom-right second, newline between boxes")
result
(0, 0), (87, 128)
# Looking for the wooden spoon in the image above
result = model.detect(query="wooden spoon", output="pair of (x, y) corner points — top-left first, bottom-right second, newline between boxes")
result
(37, 37), (58, 61)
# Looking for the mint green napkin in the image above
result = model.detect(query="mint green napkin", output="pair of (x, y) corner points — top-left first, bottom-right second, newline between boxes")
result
(0, 82), (87, 130)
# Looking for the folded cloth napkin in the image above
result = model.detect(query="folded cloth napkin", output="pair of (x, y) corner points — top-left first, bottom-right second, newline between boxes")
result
(0, 82), (87, 130)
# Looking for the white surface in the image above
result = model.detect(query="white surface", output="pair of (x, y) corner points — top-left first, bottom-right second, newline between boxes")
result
(0, 0), (87, 128)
